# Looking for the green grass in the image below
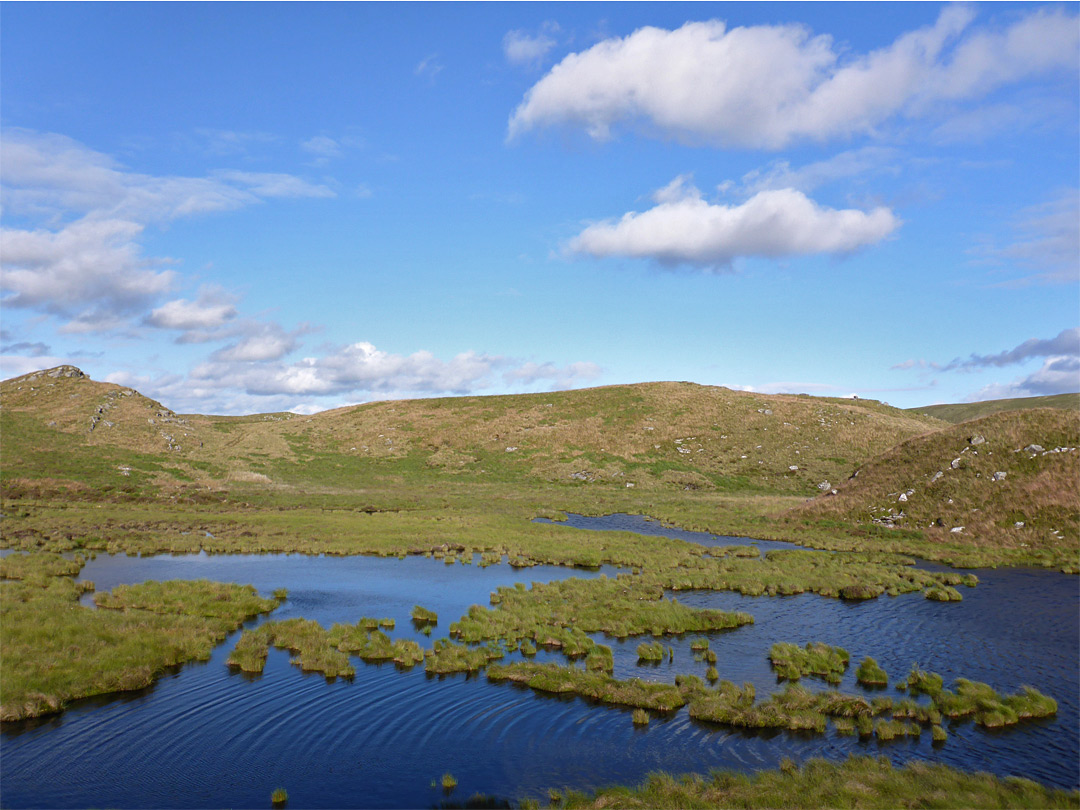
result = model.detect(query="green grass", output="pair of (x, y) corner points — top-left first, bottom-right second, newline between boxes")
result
(908, 393), (1080, 424)
(551, 755), (1080, 809)
(768, 641), (849, 684)
(2, 563), (279, 720)
(855, 656), (888, 686)
(271, 787), (288, 805)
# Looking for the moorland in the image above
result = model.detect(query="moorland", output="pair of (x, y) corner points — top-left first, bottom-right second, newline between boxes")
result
(1, 365), (1077, 808)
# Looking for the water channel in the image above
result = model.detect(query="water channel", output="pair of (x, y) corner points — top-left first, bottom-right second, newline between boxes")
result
(2, 515), (1077, 807)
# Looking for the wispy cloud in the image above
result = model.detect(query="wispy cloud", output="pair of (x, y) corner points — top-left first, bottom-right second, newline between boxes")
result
(509, 7), (1079, 147)
(414, 53), (444, 82)
(975, 189), (1080, 286)
(503, 22), (560, 69)
(0, 129), (334, 333)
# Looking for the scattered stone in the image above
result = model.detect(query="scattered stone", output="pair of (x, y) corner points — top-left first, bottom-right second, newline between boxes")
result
(1014, 521), (1025, 528)
(950, 527), (964, 534)
(788, 465), (799, 471)
(969, 435), (986, 446)
(930, 471), (943, 483)
(817, 481), (831, 491)
(625, 482), (634, 488)
(829, 489), (838, 496)
(992, 471), (1007, 482)
(1023, 444), (1045, 454)
(950, 458), (962, 469)
(505, 446), (518, 453)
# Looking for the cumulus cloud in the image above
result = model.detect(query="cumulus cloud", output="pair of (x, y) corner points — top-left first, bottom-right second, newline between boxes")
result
(0, 130), (334, 332)
(145, 286), (240, 332)
(1, 218), (177, 330)
(568, 176), (898, 268)
(503, 23), (559, 68)
(508, 7), (1079, 147)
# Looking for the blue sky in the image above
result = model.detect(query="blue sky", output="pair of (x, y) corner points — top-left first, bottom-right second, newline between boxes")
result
(2, 2), (1078, 414)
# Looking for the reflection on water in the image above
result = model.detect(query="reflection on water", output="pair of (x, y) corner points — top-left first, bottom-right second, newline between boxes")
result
(1, 518), (1077, 808)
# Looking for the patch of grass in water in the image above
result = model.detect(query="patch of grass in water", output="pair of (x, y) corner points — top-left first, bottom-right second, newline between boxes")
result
(271, 787), (288, 806)
(855, 656), (888, 687)
(631, 708), (649, 725)
(768, 641), (849, 684)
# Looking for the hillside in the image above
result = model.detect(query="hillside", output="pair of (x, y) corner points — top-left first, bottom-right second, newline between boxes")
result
(907, 393), (1080, 424)
(796, 408), (1079, 566)
(2, 366), (1076, 569)
(1, 368), (943, 498)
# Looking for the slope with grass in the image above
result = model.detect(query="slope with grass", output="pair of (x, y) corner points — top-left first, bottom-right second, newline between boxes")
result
(795, 408), (1079, 569)
(908, 393), (1080, 424)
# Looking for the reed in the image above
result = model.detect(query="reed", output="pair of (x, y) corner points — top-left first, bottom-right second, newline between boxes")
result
(271, 787), (288, 805)
(411, 605), (438, 624)
(631, 708), (649, 725)
(768, 641), (849, 684)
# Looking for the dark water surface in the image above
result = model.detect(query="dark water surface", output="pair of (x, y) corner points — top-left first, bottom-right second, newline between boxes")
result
(2, 517), (1077, 808)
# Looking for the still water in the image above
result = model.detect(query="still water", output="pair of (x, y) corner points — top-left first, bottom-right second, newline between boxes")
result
(2, 516), (1077, 808)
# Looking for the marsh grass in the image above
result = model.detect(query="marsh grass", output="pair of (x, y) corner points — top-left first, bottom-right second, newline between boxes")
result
(412, 605), (438, 624)
(441, 772), (458, 791)
(271, 787), (288, 806)
(553, 755), (1080, 809)
(2, 575), (278, 720)
(425, 639), (504, 674)
(768, 642), (849, 684)
(631, 708), (649, 725)
(488, 662), (686, 711)
(636, 642), (665, 663)
(856, 656), (888, 686)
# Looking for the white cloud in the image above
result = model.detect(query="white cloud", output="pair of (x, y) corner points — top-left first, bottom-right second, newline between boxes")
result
(0, 130), (334, 333)
(209, 322), (311, 364)
(1, 218), (176, 330)
(0, 353), (72, 380)
(568, 178), (898, 268)
(508, 7), (1079, 147)
(503, 23), (559, 68)
(146, 286), (239, 332)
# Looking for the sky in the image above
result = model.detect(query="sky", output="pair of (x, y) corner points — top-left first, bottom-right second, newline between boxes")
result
(1, 2), (1078, 415)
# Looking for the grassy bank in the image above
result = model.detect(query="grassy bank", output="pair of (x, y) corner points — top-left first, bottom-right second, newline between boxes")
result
(547, 755), (1080, 809)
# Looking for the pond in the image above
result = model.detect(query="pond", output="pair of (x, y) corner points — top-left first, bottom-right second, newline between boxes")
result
(1, 517), (1077, 808)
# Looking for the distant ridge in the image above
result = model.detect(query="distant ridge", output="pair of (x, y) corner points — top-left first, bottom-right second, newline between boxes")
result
(907, 393), (1080, 424)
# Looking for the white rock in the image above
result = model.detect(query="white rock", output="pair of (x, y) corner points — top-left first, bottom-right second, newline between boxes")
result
(950, 526), (964, 534)
(992, 471), (1007, 482)
(789, 465), (799, 471)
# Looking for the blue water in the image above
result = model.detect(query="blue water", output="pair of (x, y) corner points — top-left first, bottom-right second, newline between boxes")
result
(2, 518), (1077, 808)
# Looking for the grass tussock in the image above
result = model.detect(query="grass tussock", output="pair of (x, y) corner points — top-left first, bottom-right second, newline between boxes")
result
(768, 641), (849, 684)
(487, 662), (686, 711)
(856, 656), (889, 686)
(552, 755), (1080, 809)
(2, 573), (278, 721)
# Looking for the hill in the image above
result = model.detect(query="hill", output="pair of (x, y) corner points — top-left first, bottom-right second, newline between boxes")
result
(1, 366), (1076, 569)
(795, 408), (1079, 567)
(906, 393), (1080, 424)
(0, 368), (943, 498)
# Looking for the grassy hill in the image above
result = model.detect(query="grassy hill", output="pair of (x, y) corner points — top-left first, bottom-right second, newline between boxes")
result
(907, 393), (1080, 424)
(1, 367), (943, 498)
(796, 408), (1079, 567)
(1, 366), (1076, 569)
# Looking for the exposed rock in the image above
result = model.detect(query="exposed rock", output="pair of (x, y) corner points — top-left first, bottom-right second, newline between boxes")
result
(969, 435), (986, 446)
(1014, 521), (1025, 528)
(992, 471), (1007, 482)
(950, 457), (962, 469)
(930, 471), (943, 483)
(1023, 444), (1045, 454)
(505, 446), (518, 452)
(788, 465), (799, 471)
(950, 526), (964, 534)
(817, 480), (831, 491)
